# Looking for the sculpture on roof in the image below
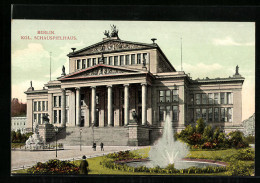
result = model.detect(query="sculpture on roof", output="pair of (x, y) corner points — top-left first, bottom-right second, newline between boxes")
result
(236, 65), (239, 75)
(103, 25), (119, 38)
(62, 65), (66, 76)
(30, 81), (32, 87)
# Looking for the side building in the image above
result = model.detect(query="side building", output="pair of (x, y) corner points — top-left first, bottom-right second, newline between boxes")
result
(24, 33), (244, 145)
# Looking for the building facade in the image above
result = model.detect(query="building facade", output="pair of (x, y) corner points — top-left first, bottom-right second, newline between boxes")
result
(11, 117), (27, 134)
(25, 32), (244, 145)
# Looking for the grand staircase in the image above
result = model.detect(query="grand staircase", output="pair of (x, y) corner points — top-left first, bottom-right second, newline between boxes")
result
(58, 126), (129, 146)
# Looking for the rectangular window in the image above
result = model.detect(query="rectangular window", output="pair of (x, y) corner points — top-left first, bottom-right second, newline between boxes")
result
(34, 114), (37, 123)
(120, 55), (124, 65)
(38, 113), (41, 124)
(143, 53), (148, 64)
(138, 90), (142, 104)
(214, 108), (219, 122)
(59, 96), (61, 107)
(202, 108), (207, 122)
(202, 94), (207, 104)
(159, 106), (165, 121)
(172, 89), (179, 102)
(159, 91), (165, 102)
(208, 108), (213, 122)
(81, 94), (85, 106)
(82, 59), (86, 69)
(54, 110), (57, 124)
(190, 94), (194, 105)
(54, 96), (57, 107)
(38, 101), (41, 111)
(121, 91), (124, 105)
(208, 93), (213, 104)
(46, 101), (48, 111)
(112, 92), (115, 105)
(224, 108), (228, 122)
(114, 56), (118, 66)
(125, 55), (129, 65)
(227, 108), (232, 122)
(220, 108), (225, 122)
(137, 54), (141, 64)
(59, 110), (61, 124)
(214, 93), (219, 104)
(42, 101), (45, 111)
(195, 94), (201, 105)
(166, 90), (171, 102)
(227, 92), (233, 104)
(166, 105), (171, 115)
(87, 58), (91, 67)
(76, 60), (81, 69)
(189, 109), (194, 122)
(173, 106), (178, 121)
(131, 54), (135, 65)
(109, 56), (113, 65)
(34, 102), (37, 111)
(220, 93), (225, 104)
(195, 108), (201, 120)
(104, 57), (107, 64)
(93, 58), (96, 65)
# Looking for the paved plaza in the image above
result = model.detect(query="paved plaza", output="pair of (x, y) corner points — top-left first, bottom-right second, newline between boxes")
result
(11, 145), (146, 171)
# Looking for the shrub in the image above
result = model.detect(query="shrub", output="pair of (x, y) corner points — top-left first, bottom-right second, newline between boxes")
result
(228, 131), (249, 148)
(188, 133), (203, 145)
(196, 118), (205, 134)
(226, 160), (254, 176)
(11, 131), (33, 143)
(225, 148), (255, 162)
(27, 159), (79, 174)
(244, 135), (255, 144)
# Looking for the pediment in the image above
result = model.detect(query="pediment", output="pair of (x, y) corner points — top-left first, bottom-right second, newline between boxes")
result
(68, 39), (156, 56)
(60, 65), (143, 80)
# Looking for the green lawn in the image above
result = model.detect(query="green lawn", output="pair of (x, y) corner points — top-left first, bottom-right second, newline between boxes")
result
(12, 147), (254, 176)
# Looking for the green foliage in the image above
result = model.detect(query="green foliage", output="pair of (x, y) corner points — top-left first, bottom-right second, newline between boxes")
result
(228, 131), (249, 148)
(11, 131), (32, 143)
(27, 159), (79, 174)
(244, 135), (255, 144)
(202, 125), (213, 142)
(106, 151), (142, 161)
(226, 160), (254, 176)
(196, 118), (206, 134)
(224, 148), (255, 162)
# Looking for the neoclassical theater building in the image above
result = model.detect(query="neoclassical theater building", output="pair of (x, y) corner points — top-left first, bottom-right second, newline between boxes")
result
(25, 29), (244, 145)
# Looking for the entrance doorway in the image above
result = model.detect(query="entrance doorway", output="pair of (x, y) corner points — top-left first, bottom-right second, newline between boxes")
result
(121, 108), (124, 126)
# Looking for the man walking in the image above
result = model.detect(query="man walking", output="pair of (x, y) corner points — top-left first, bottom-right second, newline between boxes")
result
(79, 155), (89, 175)
(100, 142), (104, 151)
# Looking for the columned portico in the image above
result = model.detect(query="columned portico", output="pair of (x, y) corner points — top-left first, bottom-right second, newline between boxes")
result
(91, 86), (96, 126)
(107, 85), (113, 126)
(75, 87), (81, 127)
(61, 89), (66, 127)
(141, 83), (147, 125)
(124, 84), (129, 125)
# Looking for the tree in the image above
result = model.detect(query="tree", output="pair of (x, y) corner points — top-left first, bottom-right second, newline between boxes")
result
(11, 98), (26, 117)
(195, 118), (205, 134)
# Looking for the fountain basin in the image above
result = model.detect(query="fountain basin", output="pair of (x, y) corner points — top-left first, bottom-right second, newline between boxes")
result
(119, 158), (227, 169)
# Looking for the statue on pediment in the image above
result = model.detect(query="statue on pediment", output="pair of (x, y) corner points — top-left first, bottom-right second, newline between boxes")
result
(110, 24), (119, 37)
(236, 65), (239, 75)
(104, 30), (110, 38)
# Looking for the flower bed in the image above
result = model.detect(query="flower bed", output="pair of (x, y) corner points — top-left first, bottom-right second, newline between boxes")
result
(27, 159), (79, 174)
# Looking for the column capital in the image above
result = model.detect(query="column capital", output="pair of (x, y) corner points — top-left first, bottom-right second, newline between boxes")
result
(90, 86), (96, 89)
(123, 84), (130, 87)
(61, 88), (66, 92)
(75, 87), (81, 91)
(141, 83), (147, 86)
(107, 85), (113, 88)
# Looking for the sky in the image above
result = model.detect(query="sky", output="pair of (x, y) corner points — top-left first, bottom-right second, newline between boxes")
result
(11, 20), (255, 120)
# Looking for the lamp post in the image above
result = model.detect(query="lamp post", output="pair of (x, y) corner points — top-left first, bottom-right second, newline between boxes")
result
(80, 128), (82, 151)
(54, 126), (58, 158)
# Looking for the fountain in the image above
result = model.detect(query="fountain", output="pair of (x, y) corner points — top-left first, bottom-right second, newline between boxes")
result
(148, 114), (189, 169)
(25, 122), (45, 150)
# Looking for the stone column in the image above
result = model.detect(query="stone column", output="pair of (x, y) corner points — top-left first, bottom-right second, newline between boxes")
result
(76, 87), (81, 127)
(48, 93), (53, 124)
(69, 90), (76, 126)
(91, 86), (96, 126)
(61, 89), (66, 127)
(107, 85), (113, 126)
(141, 83), (147, 125)
(124, 84), (129, 125)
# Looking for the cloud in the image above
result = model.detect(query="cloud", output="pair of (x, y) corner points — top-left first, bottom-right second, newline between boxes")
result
(212, 36), (254, 46)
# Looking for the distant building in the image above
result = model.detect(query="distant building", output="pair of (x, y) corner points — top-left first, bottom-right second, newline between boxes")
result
(11, 117), (27, 134)
(24, 27), (244, 145)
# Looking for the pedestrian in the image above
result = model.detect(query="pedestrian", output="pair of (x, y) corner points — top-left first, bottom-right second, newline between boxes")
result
(92, 142), (96, 151)
(79, 155), (89, 175)
(100, 142), (104, 151)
